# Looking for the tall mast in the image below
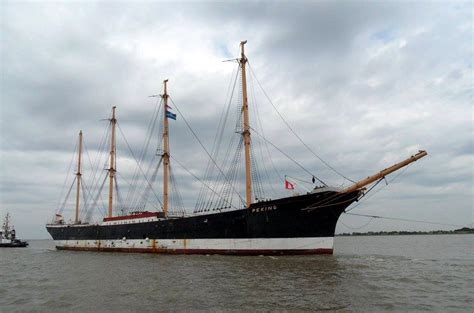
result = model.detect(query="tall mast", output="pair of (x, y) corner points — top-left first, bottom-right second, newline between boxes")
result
(4, 213), (9, 234)
(162, 79), (170, 216)
(240, 40), (252, 207)
(108, 106), (117, 218)
(74, 130), (83, 224)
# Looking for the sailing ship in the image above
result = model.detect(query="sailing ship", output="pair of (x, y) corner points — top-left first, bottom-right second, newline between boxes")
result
(46, 41), (427, 255)
(0, 213), (28, 248)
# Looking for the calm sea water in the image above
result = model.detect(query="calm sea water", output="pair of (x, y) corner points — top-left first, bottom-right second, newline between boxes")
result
(0, 235), (472, 312)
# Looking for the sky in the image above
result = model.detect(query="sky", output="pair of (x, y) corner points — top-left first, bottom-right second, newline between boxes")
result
(1, 0), (472, 239)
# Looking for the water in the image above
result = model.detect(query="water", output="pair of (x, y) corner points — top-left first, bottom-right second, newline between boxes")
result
(1, 235), (472, 312)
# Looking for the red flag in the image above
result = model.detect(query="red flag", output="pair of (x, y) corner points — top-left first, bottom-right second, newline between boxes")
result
(285, 179), (295, 190)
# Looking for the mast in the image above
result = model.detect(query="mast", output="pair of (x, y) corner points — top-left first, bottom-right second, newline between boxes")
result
(162, 79), (170, 216)
(74, 130), (83, 224)
(341, 150), (428, 193)
(108, 106), (117, 218)
(240, 40), (253, 207)
(4, 213), (9, 236)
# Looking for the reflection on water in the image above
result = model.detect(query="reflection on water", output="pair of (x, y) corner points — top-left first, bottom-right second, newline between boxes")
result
(1, 235), (472, 312)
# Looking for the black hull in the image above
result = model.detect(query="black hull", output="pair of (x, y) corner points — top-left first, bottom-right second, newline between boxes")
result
(47, 190), (360, 255)
(0, 240), (28, 248)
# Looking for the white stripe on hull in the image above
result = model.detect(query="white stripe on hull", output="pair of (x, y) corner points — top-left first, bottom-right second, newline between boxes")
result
(54, 237), (334, 254)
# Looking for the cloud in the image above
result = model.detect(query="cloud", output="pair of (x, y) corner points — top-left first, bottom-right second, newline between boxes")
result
(0, 0), (472, 238)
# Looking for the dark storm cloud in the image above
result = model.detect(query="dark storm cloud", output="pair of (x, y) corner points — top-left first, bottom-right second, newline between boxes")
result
(1, 0), (472, 238)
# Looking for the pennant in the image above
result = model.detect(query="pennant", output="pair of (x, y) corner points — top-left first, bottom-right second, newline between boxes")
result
(166, 104), (173, 110)
(284, 179), (295, 190)
(166, 111), (176, 120)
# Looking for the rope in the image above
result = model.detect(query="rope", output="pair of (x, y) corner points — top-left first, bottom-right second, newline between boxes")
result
(249, 126), (327, 186)
(80, 180), (89, 221)
(117, 122), (163, 208)
(80, 175), (96, 220)
(195, 65), (240, 213)
(124, 97), (162, 207)
(85, 172), (108, 222)
(171, 155), (239, 211)
(203, 136), (241, 211)
(248, 62), (355, 184)
(170, 96), (245, 206)
(345, 163), (412, 213)
(135, 158), (162, 211)
(58, 176), (77, 214)
(303, 194), (361, 211)
(250, 141), (265, 200)
(83, 121), (110, 218)
(339, 217), (375, 230)
(249, 67), (282, 198)
(343, 212), (466, 228)
(114, 175), (124, 215)
(55, 141), (77, 213)
(169, 164), (186, 215)
(285, 175), (317, 185)
(217, 137), (244, 210)
(81, 141), (95, 213)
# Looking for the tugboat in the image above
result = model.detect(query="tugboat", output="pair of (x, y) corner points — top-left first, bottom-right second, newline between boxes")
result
(0, 213), (28, 248)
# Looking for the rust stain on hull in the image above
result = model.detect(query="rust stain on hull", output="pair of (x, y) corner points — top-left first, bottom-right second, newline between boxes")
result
(55, 246), (334, 255)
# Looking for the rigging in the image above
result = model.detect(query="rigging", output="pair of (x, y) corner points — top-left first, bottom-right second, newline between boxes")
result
(169, 96), (246, 208)
(249, 125), (327, 186)
(248, 62), (355, 184)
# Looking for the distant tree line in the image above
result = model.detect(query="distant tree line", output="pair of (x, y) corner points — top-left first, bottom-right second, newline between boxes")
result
(337, 227), (474, 236)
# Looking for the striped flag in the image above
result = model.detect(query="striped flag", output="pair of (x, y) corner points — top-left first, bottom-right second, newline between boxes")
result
(166, 111), (176, 120)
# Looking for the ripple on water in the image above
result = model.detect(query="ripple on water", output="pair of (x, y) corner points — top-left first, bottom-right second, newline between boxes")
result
(0, 235), (473, 311)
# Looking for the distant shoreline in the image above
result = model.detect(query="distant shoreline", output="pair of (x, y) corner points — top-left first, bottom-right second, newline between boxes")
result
(337, 227), (473, 237)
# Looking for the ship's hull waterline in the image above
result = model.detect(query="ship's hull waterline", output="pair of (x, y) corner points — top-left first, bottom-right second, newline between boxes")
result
(53, 237), (334, 255)
(47, 191), (361, 255)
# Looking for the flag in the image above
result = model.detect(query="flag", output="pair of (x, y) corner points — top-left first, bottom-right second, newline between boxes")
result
(285, 179), (295, 190)
(166, 104), (173, 110)
(166, 111), (176, 120)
